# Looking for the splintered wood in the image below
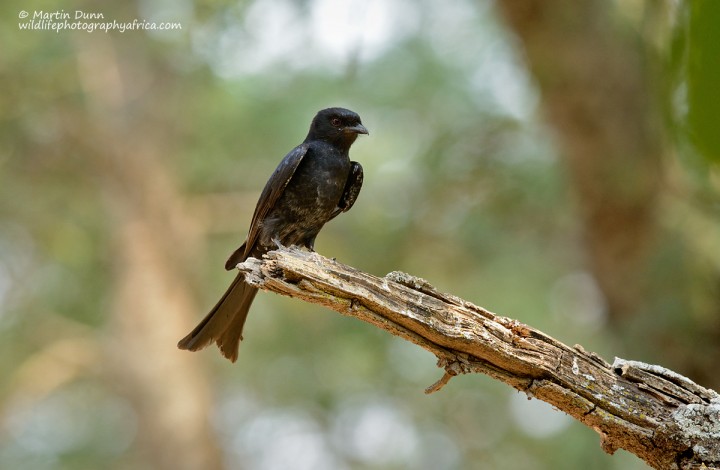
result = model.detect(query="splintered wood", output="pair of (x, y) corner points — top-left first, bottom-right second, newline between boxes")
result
(237, 247), (720, 470)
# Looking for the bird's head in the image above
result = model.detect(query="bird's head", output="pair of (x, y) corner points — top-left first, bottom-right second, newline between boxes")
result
(306, 107), (369, 149)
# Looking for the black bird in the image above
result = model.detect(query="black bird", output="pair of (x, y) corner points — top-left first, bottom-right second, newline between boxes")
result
(178, 107), (368, 362)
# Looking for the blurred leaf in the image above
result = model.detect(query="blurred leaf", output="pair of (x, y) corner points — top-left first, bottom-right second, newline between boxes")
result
(684, 0), (720, 162)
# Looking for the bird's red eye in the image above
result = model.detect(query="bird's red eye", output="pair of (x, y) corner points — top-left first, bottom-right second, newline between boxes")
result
(331, 118), (342, 127)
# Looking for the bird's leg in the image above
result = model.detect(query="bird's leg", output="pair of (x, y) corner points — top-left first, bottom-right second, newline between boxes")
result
(271, 237), (286, 250)
(291, 238), (316, 253)
(305, 236), (317, 252)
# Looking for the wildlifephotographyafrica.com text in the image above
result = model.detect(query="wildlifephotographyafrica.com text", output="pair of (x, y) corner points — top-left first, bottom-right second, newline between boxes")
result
(18, 10), (182, 33)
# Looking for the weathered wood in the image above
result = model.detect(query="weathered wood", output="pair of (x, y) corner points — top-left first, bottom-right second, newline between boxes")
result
(238, 247), (720, 470)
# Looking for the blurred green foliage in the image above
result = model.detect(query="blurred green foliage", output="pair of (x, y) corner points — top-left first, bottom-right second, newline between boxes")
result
(1, 0), (718, 469)
(682, 0), (720, 163)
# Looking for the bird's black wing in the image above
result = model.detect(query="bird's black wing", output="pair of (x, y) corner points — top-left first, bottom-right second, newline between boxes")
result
(329, 161), (363, 221)
(225, 143), (309, 270)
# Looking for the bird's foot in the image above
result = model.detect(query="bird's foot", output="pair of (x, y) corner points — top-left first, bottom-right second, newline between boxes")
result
(272, 238), (286, 250)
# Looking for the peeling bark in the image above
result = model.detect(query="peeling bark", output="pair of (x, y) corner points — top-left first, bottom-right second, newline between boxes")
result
(237, 247), (720, 470)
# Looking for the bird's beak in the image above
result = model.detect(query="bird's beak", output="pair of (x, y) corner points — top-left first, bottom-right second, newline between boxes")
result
(345, 124), (369, 135)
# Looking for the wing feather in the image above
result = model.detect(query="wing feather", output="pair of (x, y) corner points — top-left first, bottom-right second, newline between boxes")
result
(224, 143), (309, 270)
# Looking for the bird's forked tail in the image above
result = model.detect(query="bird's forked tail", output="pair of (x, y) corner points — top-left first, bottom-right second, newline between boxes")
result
(177, 272), (258, 362)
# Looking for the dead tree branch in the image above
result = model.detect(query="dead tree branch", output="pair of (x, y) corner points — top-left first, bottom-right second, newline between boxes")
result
(237, 247), (720, 470)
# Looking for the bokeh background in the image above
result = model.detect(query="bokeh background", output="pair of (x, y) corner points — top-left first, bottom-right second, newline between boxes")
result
(2, 0), (719, 469)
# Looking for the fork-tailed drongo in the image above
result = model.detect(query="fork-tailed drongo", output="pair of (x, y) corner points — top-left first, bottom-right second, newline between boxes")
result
(178, 107), (368, 362)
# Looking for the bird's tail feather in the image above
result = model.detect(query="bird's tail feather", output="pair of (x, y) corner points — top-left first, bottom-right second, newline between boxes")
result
(177, 272), (258, 362)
